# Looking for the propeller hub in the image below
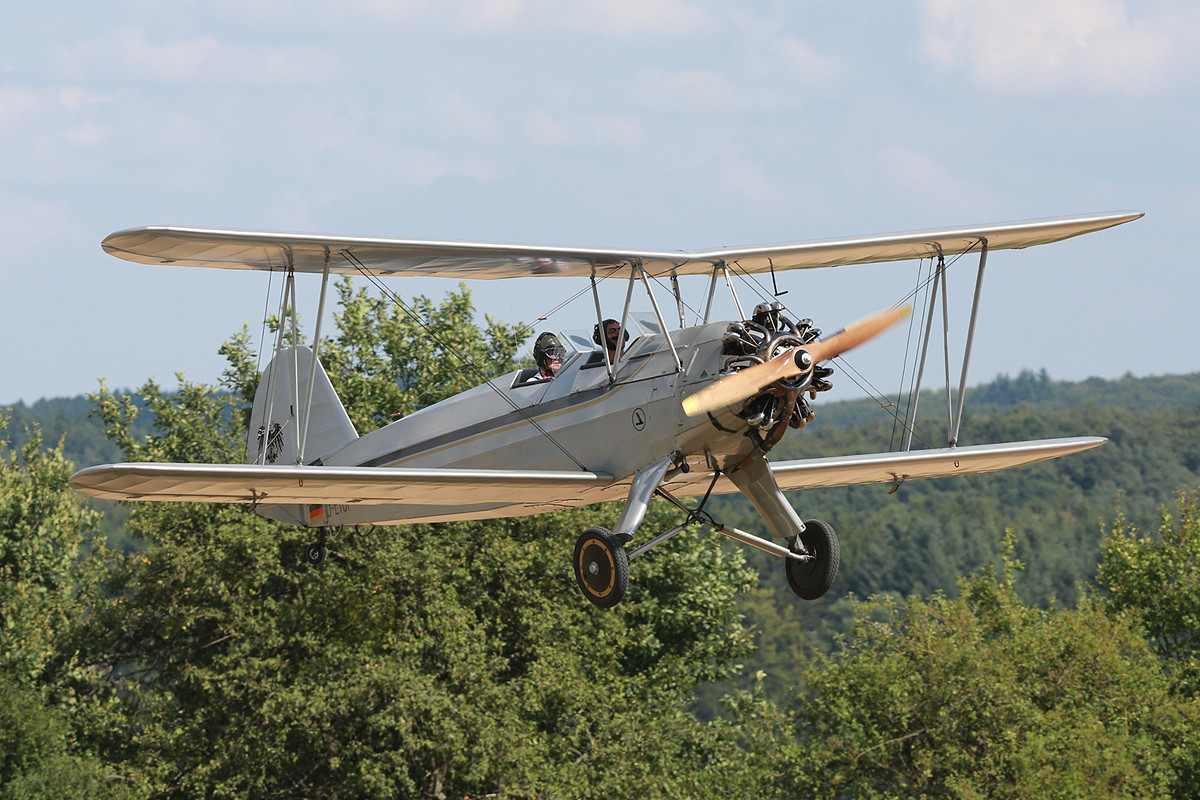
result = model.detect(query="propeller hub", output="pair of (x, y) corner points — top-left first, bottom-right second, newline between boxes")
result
(793, 349), (813, 372)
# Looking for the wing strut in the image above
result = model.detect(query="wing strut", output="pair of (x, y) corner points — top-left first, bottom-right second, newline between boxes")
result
(589, 271), (616, 379)
(255, 250), (336, 466)
(636, 260), (683, 371)
(952, 240), (988, 444)
(257, 268), (294, 465)
(593, 258), (686, 383)
(298, 249), (333, 464)
(700, 261), (747, 324)
(900, 239), (989, 450)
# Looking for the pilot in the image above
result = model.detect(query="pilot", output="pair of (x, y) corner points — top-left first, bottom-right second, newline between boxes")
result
(530, 332), (567, 381)
(593, 318), (627, 363)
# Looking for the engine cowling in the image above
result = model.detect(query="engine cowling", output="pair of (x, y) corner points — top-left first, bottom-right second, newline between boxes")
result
(718, 303), (833, 449)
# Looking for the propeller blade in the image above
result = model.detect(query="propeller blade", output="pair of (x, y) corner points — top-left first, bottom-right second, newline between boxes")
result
(682, 305), (910, 417)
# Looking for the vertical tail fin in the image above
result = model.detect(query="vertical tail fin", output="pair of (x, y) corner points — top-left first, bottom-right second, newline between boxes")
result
(247, 346), (357, 465)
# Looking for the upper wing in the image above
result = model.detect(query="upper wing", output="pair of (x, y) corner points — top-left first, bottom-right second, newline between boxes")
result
(102, 211), (1142, 281)
(70, 462), (621, 508)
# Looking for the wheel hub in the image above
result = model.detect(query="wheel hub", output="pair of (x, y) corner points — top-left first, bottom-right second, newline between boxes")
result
(580, 542), (614, 594)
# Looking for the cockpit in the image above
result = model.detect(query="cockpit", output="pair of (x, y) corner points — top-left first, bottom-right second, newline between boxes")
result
(510, 312), (668, 389)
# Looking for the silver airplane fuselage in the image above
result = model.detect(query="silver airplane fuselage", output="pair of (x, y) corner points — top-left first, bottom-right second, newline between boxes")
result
(256, 322), (757, 528)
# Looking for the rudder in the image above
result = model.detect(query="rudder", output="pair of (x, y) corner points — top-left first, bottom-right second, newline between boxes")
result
(248, 346), (357, 466)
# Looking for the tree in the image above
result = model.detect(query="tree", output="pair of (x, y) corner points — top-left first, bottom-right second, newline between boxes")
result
(82, 284), (763, 797)
(0, 416), (103, 685)
(0, 416), (144, 798)
(1097, 490), (1200, 695)
(739, 536), (1200, 799)
(319, 279), (532, 431)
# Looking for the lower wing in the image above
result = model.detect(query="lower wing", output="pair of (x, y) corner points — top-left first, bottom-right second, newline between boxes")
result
(764, 436), (1107, 491)
(72, 437), (1104, 520)
(70, 463), (620, 508)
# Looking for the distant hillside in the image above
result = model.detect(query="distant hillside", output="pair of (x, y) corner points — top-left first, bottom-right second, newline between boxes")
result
(695, 368), (1200, 709)
(4, 393), (146, 468)
(813, 368), (1200, 431)
(4, 393), (152, 552)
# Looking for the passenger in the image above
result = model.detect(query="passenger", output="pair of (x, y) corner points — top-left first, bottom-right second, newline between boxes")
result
(530, 332), (567, 381)
(593, 318), (627, 364)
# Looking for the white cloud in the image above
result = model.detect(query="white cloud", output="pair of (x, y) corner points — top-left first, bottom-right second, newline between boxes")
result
(521, 108), (644, 150)
(716, 158), (791, 206)
(337, 0), (716, 36)
(428, 93), (504, 144)
(775, 36), (840, 82)
(555, 0), (715, 37)
(853, 145), (996, 218)
(0, 189), (75, 259)
(64, 122), (109, 147)
(920, 0), (1200, 92)
(54, 26), (340, 85)
(0, 86), (39, 128)
(630, 68), (790, 113)
(460, 0), (527, 28)
(0, 86), (112, 178)
(57, 87), (112, 111)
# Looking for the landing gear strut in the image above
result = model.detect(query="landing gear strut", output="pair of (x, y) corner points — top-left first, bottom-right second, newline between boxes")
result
(305, 527), (332, 566)
(572, 453), (840, 609)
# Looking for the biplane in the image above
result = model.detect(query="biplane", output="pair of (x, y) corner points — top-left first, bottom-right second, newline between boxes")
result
(71, 211), (1141, 607)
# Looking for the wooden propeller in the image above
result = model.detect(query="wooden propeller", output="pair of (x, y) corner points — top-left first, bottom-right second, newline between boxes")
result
(682, 305), (911, 418)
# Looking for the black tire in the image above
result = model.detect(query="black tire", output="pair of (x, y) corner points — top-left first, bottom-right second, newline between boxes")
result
(305, 542), (327, 566)
(785, 518), (840, 600)
(573, 527), (629, 609)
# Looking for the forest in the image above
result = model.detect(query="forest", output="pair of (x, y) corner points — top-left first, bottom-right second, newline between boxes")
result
(3, 280), (1200, 798)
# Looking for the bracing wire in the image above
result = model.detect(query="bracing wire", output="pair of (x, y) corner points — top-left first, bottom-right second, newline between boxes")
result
(719, 246), (981, 452)
(338, 251), (589, 471)
(890, 257), (931, 451)
(255, 265), (276, 375)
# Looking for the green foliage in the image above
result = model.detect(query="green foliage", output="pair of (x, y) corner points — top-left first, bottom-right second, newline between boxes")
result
(90, 373), (247, 467)
(710, 372), (1200, 711)
(0, 415), (103, 684)
(4, 395), (131, 469)
(75, 284), (764, 797)
(3, 398), (148, 552)
(0, 677), (145, 800)
(320, 279), (531, 431)
(752, 543), (1200, 799)
(0, 416), (145, 798)
(15, 293), (1200, 797)
(1097, 490), (1200, 694)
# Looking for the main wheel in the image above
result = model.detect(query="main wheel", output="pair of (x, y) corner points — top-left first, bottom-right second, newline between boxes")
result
(305, 542), (327, 566)
(573, 527), (629, 609)
(785, 518), (840, 600)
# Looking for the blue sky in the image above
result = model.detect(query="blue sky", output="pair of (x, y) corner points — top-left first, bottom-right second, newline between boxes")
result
(4, 0), (1198, 411)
